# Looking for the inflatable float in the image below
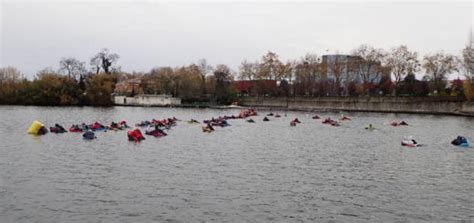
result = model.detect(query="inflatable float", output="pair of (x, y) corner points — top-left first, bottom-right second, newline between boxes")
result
(28, 120), (48, 135)
(452, 136), (470, 148)
(401, 137), (422, 147)
(128, 128), (145, 142)
(82, 130), (96, 140)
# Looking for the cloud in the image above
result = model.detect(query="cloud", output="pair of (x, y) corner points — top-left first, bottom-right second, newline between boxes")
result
(1, 1), (472, 77)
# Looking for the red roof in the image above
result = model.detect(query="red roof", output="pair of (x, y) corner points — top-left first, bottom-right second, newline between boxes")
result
(114, 78), (143, 94)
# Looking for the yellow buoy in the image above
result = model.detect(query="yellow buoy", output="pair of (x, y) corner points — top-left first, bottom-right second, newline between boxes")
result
(28, 120), (43, 135)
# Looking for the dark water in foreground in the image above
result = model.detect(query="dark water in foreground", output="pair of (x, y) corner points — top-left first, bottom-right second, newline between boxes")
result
(0, 106), (473, 222)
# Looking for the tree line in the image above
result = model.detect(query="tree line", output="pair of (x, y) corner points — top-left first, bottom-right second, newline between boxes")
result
(0, 42), (473, 106)
(238, 44), (472, 98)
(0, 48), (120, 106)
(0, 48), (237, 105)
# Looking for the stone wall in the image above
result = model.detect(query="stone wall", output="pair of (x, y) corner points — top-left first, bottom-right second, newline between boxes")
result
(114, 95), (181, 106)
(240, 97), (474, 116)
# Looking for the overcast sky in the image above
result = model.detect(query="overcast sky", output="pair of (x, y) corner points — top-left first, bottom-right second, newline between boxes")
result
(1, 0), (473, 78)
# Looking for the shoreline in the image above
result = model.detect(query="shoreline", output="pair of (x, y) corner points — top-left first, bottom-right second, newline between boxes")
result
(234, 105), (474, 117)
(1, 102), (473, 117)
(238, 96), (474, 117)
(112, 103), (473, 117)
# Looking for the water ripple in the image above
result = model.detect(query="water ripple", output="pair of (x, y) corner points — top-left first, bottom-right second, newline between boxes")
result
(0, 106), (473, 222)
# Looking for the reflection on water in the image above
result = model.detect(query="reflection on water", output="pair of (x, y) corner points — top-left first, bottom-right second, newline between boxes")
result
(0, 106), (473, 222)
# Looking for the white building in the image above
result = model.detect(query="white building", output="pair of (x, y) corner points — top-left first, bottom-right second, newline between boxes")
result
(114, 94), (181, 106)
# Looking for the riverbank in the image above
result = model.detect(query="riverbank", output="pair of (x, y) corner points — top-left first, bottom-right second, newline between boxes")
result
(4, 96), (472, 117)
(238, 96), (474, 117)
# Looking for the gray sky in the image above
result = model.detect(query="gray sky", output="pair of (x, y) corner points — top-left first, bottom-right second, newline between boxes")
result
(1, 0), (473, 78)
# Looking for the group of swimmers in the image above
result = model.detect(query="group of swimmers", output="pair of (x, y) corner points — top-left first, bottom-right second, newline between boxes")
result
(70, 121), (130, 132)
(69, 121), (130, 139)
(27, 121), (67, 136)
(27, 108), (470, 147)
(246, 112), (469, 148)
(27, 118), (177, 141)
(262, 112), (284, 122)
(202, 109), (258, 132)
(260, 114), (350, 127)
(128, 117), (178, 141)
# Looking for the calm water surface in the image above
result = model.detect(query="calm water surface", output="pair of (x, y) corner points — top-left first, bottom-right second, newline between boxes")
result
(0, 106), (473, 222)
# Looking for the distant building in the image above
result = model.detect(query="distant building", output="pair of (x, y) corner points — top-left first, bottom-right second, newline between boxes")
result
(322, 54), (382, 86)
(114, 94), (181, 106)
(322, 54), (386, 95)
(322, 54), (362, 84)
(114, 79), (180, 106)
(114, 78), (143, 96)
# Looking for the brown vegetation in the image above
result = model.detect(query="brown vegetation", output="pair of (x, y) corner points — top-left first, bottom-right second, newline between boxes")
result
(1, 40), (473, 106)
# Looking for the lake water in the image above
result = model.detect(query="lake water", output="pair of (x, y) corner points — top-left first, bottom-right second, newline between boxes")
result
(0, 106), (473, 222)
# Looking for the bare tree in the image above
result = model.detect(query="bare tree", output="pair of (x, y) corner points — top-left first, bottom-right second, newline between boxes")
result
(59, 57), (87, 80)
(36, 67), (58, 78)
(386, 45), (420, 91)
(258, 51), (282, 80)
(422, 51), (458, 91)
(90, 48), (120, 74)
(214, 64), (233, 102)
(197, 58), (213, 95)
(350, 44), (386, 84)
(295, 54), (323, 96)
(274, 61), (294, 96)
(461, 33), (474, 82)
(214, 64), (233, 79)
(147, 67), (175, 95)
(302, 53), (323, 81)
(0, 66), (23, 83)
(275, 61), (293, 83)
(239, 60), (259, 80)
(326, 56), (346, 95)
(294, 60), (310, 96)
